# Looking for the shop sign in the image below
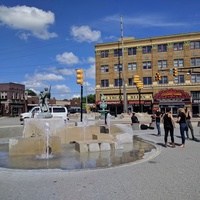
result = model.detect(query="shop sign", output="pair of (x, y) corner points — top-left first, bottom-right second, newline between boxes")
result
(154, 89), (190, 102)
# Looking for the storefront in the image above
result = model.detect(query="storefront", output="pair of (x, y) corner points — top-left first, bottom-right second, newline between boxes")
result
(95, 100), (123, 117)
(153, 89), (191, 116)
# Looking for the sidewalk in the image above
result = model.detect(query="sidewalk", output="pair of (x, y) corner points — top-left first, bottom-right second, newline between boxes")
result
(0, 121), (200, 200)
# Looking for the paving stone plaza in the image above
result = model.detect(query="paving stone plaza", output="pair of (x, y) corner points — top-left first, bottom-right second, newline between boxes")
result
(0, 115), (200, 200)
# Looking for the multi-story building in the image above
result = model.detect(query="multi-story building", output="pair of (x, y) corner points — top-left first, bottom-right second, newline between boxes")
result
(95, 32), (200, 117)
(0, 82), (25, 116)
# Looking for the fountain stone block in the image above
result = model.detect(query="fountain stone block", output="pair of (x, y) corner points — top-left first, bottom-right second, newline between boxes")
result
(9, 136), (61, 157)
(75, 140), (115, 153)
(100, 143), (111, 151)
(23, 118), (66, 144)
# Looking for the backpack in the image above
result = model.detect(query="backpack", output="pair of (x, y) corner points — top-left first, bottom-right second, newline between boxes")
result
(140, 124), (148, 130)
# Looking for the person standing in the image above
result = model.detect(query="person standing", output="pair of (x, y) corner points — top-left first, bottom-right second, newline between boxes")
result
(185, 107), (196, 140)
(177, 108), (187, 148)
(131, 112), (139, 124)
(155, 110), (162, 136)
(163, 107), (175, 148)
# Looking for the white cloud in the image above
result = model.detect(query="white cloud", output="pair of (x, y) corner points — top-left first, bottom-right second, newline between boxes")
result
(48, 67), (74, 75)
(72, 94), (80, 98)
(86, 86), (95, 94)
(104, 14), (188, 27)
(33, 73), (65, 81)
(56, 52), (79, 65)
(85, 64), (95, 79)
(83, 81), (90, 87)
(54, 84), (71, 93)
(0, 5), (57, 40)
(22, 72), (65, 88)
(71, 25), (101, 43)
(87, 57), (95, 63)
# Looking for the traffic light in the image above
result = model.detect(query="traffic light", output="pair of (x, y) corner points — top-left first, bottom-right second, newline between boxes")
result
(133, 75), (140, 83)
(155, 72), (161, 81)
(136, 81), (143, 89)
(157, 73), (161, 80)
(173, 68), (178, 77)
(76, 69), (83, 84)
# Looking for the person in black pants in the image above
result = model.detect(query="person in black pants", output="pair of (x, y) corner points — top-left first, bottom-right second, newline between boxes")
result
(177, 108), (187, 148)
(155, 110), (162, 136)
(163, 107), (175, 148)
(185, 107), (196, 140)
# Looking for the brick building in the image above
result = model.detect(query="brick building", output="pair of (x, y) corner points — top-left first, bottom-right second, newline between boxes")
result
(95, 32), (200, 117)
(0, 82), (25, 116)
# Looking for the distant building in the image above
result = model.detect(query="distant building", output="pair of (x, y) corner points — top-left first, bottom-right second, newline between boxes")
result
(95, 32), (200, 116)
(0, 82), (25, 117)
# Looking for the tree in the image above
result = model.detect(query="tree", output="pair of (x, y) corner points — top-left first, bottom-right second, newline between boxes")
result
(87, 94), (95, 103)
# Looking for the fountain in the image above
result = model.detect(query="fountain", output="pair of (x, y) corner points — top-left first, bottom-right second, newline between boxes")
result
(0, 89), (157, 170)
(98, 94), (109, 119)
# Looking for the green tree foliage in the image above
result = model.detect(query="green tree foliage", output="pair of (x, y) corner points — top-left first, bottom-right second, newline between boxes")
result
(87, 94), (95, 103)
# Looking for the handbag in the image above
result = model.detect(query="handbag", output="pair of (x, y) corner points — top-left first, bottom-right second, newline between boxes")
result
(185, 126), (188, 131)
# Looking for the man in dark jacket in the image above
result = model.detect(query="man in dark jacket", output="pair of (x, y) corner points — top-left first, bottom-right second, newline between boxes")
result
(131, 112), (139, 124)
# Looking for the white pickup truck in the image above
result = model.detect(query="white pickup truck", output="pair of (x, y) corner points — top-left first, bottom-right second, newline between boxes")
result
(20, 106), (69, 121)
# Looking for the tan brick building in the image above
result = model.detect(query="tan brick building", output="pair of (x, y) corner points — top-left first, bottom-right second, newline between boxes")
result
(95, 32), (200, 117)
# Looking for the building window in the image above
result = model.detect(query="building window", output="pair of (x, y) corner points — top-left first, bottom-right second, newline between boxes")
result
(158, 60), (167, 68)
(128, 78), (134, 86)
(191, 57), (200, 66)
(101, 79), (109, 87)
(128, 62), (137, 70)
(191, 91), (200, 99)
(143, 61), (151, 69)
(174, 42), (183, 51)
(158, 44), (167, 52)
(191, 74), (200, 83)
(190, 41), (200, 49)
(101, 50), (109, 58)
(1, 92), (7, 99)
(114, 49), (122, 57)
(174, 59), (184, 67)
(128, 47), (137, 55)
(101, 65), (109, 72)
(114, 64), (122, 72)
(114, 78), (123, 86)
(142, 46), (151, 54)
(158, 76), (168, 84)
(143, 77), (152, 85)
(174, 75), (184, 83)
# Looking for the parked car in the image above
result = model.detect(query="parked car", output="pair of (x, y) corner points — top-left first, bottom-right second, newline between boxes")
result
(20, 106), (69, 122)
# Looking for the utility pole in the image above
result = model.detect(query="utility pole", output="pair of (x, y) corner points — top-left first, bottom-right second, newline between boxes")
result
(120, 16), (127, 113)
(84, 70), (88, 114)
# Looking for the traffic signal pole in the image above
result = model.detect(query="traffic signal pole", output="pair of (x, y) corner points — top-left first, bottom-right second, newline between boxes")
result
(76, 69), (84, 122)
(80, 84), (83, 122)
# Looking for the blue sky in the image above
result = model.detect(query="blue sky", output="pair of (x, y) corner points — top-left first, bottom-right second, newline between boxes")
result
(0, 0), (200, 100)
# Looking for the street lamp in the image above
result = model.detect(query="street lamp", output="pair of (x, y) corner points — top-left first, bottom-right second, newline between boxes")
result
(133, 75), (143, 112)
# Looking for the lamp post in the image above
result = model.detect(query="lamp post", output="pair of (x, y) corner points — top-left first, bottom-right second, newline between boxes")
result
(133, 75), (143, 113)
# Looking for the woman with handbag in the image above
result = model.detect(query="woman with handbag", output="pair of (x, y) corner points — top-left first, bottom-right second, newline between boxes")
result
(163, 107), (176, 148)
(177, 108), (187, 148)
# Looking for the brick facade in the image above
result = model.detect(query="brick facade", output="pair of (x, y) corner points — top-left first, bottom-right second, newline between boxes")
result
(95, 32), (200, 116)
